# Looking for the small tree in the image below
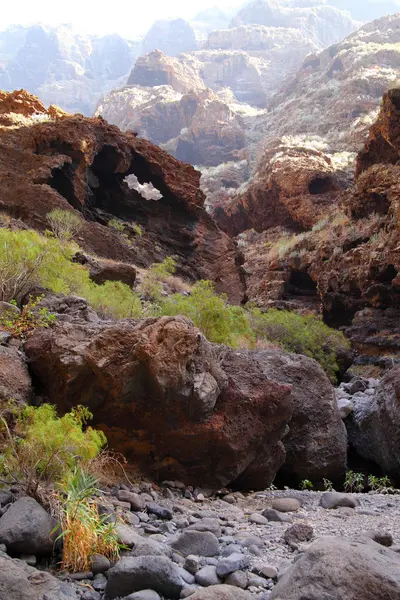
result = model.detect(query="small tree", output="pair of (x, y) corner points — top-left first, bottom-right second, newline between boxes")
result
(47, 209), (83, 242)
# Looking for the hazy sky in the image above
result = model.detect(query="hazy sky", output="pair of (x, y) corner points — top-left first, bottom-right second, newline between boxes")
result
(1, 1), (245, 37)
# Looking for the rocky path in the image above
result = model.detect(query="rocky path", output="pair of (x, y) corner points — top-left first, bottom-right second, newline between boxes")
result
(1, 484), (400, 600)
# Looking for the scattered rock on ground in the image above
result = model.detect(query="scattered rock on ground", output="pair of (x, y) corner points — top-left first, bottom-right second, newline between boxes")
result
(272, 499), (300, 513)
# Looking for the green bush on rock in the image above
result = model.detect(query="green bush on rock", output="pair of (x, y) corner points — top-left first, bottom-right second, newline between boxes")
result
(0, 228), (141, 318)
(250, 308), (349, 382)
(47, 209), (83, 242)
(161, 280), (255, 347)
(0, 227), (350, 378)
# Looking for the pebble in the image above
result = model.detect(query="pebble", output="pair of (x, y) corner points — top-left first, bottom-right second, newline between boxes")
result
(249, 513), (269, 525)
(225, 570), (248, 589)
(272, 498), (301, 513)
(262, 508), (292, 523)
(216, 553), (249, 577)
(195, 565), (220, 586)
(320, 492), (359, 510)
(147, 502), (173, 520)
(255, 565), (278, 579)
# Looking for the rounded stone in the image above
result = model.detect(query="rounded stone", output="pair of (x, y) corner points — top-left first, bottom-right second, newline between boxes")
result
(271, 498), (300, 513)
(249, 513), (269, 525)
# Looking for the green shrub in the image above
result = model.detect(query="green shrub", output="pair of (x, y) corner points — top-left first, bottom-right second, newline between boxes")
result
(0, 403), (106, 496)
(108, 218), (125, 233)
(367, 475), (393, 493)
(161, 280), (255, 347)
(0, 228), (143, 319)
(133, 223), (143, 237)
(139, 256), (177, 301)
(344, 470), (364, 493)
(87, 280), (142, 319)
(250, 308), (349, 382)
(300, 479), (313, 490)
(47, 209), (83, 242)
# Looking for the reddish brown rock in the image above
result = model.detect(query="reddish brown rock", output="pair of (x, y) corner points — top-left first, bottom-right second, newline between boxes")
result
(0, 89), (47, 117)
(24, 308), (292, 489)
(0, 90), (244, 302)
(214, 145), (340, 236)
(72, 252), (137, 287)
(237, 89), (400, 373)
(0, 346), (31, 404)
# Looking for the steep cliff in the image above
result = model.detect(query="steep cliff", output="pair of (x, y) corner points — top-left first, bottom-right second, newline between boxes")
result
(0, 90), (245, 302)
(0, 24), (140, 115)
(215, 13), (400, 232)
(237, 89), (400, 373)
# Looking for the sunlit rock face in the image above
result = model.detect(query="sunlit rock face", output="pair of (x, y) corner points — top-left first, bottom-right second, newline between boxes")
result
(141, 18), (198, 56)
(96, 1), (359, 199)
(0, 24), (139, 115)
(231, 0), (357, 48)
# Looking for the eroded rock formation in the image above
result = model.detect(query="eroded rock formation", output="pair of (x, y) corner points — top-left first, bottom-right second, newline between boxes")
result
(236, 88), (400, 372)
(97, 3), (358, 182)
(0, 90), (245, 302)
(214, 145), (340, 236)
(256, 13), (400, 168)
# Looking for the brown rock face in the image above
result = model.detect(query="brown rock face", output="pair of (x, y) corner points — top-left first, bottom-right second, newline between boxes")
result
(0, 90), (244, 302)
(0, 89), (47, 117)
(252, 349), (347, 486)
(98, 86), (247, 168)
(24, 303), (292, 489)
(237, 89), (400, 373)
(127, 50), (204, 94)
(356, 88), (400, 179)
(0, 346), (31, 404)
(214, 145), (340, 236)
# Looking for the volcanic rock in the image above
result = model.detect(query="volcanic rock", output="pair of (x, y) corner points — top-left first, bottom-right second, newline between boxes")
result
(0, 346), (31, 404)
(0, 90), (244, 303)
(0, 497), (56, 555)
(24, 311), (292, 489)
(346, 365), (400, 478)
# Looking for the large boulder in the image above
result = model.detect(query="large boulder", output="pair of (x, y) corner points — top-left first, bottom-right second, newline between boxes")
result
(0, 346), (31, 404)
(0, 552), (80, 600)
(239, 349), (347, 486)
(346, 365), (400, 478)
(105, 556), (183, 599)
(0, 497), (56, 555)
(270, 537), (400, 600)
(25, 312), (292, 489)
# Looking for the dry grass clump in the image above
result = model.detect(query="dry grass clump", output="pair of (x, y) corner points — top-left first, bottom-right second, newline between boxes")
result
(164, 275), (192, 294)
(56, 467), (120, 573)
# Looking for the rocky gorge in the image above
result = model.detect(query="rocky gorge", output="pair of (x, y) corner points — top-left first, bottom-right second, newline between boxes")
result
(0, 81), (400, 597)
(1, 3), (400, 599)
